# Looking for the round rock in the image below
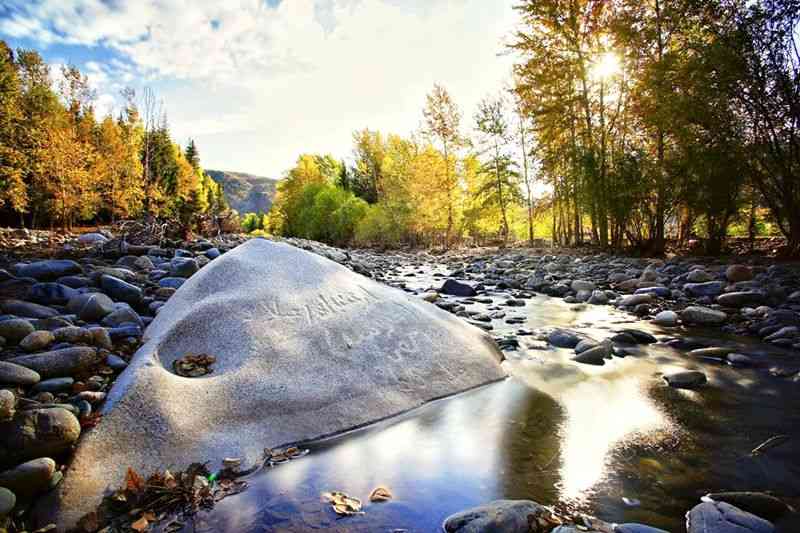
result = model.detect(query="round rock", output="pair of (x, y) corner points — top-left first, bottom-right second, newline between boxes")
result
(0, 457), (56, 499)
(19, 330), (55, 353)
(0, 318), (35, 343)
(0, 361), (41, 386)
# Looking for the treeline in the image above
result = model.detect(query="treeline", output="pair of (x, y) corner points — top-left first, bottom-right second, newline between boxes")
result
(512, 0), (799, 254)
(268, 0), (799, 255)
(268, 87), (543, 248)
(0, 41), (227, 230)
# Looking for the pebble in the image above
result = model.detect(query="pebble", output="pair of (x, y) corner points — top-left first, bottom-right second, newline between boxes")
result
(8, 346), (100, 379)
(0, 486), (15, 517)
(19, 330), (55, 352)
(0, 318), (35, 343)
(664, 370), (707, 389)
(0, 407), (81, 468)
(0, 457), (56, 499)
(0, 361), (41, 386)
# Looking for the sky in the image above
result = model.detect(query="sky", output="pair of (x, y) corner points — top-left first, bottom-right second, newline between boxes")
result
(0, 0), (520, 178)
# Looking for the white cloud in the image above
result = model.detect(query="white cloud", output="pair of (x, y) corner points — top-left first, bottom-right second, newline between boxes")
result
(1, 0), (520, 176)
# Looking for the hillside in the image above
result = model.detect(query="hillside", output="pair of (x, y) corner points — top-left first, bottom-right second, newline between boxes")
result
(206, 169), (280, 214)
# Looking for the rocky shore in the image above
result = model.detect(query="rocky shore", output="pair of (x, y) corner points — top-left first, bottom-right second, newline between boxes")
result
(0, 229), (247, 530)
(0, 232), (798, 532)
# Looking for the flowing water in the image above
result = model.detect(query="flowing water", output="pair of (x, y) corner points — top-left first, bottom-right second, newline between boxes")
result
(190, 263), (800, 532)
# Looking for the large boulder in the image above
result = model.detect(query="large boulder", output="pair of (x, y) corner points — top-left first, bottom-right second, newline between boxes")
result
(41, 239), (506, 529)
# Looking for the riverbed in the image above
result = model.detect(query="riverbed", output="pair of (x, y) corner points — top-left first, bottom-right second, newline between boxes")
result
(190, 261), (800, 532)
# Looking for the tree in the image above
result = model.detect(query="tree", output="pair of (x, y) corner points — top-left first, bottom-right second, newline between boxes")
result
(185, 139), (200, 170)
(0, 42), (26, 216)
(422, 84), (464, 247)
(474, 95), (520, 243)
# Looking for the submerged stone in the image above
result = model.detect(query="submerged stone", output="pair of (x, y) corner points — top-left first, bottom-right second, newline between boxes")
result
(41, 239), (506, 529)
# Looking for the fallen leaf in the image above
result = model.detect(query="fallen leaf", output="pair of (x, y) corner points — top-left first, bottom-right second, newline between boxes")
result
(323, 491), (362, 515)
(130, 515), (149, 532)
(369, 486), (393, 502)
(125, 467), (145, 494)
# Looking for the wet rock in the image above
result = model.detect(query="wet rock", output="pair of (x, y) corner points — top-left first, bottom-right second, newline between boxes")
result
(100, 274), (143, 305)
(680, 306), (727, 326)
(726, 265), (754, 283)
(57, 276), (90, 289)
(8, 347), (100, 379)
(31, 378), (74, 394)
(718, 292), (764, 308)
(443, 500), (554, 533)
(0, 318), (35, 343)
(204, 247), (221, 259)
(653, 310), (678, 327)
(703, 492), (793, 522)
(684, 281), (727, 298)
(727, 353), (756, 367)
(664, 370), (707, 389)
(575, 339), (598, 354)
(0, 362), (40, 386)
(0, 457), (56, 499)
(27, 283), (78, 306)
(573, 343), (611, 365)
(686, 501), (774, 533)
(441, 279), (478, 297)
(0, 299), (58, 319)
(0, 390), (14, 420)
(548, 329), (583, 348)
(689, 347), (734, 360)
(0, 487), (15, 517)
(16, 260), (82, 281)
(635, 286), (670, 298)
(619, 329), (658, 344)
(611, 332), (638, 344)
(66, 292), (115, 322)
(19, 330), (55, 352)
(0, 407), (80, 468)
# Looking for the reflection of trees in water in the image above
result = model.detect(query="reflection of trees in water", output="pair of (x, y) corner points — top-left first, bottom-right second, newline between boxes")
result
(500, 384), (564, 506)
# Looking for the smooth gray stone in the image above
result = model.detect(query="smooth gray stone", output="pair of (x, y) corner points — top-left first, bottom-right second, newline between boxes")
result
(27, 283), (78, 306)
(703, 492), (793, 522)
(664, 370), (707, 389)
(0, 361), (40, 386)
(0, 318), (34, 343)
(0, 299), (59, 319)
(0, 457), (56, 500)
(687, 501), (774, 533)
(8, 347), (100, 379)
(444, 500), (551, 533)
(169, 257), (198, 278)
(66, 293), (115, 322)
(681, 306), (727, 326)
(99, 275), (142, 305)
(573, 343), (610, 365)
(31, 377), (74, 394)
(16, 260), (82, 281)
(158, 277), (186, 289)
(100, 307), (143, 328)
(718, 291), (765, 308)
(0, 486), (14, 517)
(0, 408), (80, 469)
(548, 328), (583, 348)
(42, 239), (506, 530)
(441, 279), (477, 297)
(684, 281), (727, 297)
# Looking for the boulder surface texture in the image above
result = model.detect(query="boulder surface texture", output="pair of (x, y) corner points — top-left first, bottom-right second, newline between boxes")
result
(41, 239), (506, 529)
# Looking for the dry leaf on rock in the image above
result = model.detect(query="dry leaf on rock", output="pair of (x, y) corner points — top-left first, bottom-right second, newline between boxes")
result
(369, 487), (393, 502)
(322, 491), (363, 515)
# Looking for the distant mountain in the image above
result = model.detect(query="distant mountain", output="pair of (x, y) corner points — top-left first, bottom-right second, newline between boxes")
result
(206, 170), (279, 214)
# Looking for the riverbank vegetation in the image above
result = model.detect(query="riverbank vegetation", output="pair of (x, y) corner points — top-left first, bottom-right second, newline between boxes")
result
(0, 42), (227, 230)
(266, 0), (799, 255)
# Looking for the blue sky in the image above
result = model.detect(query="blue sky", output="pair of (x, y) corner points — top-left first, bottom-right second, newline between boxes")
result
(0, 1), (518, 177)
